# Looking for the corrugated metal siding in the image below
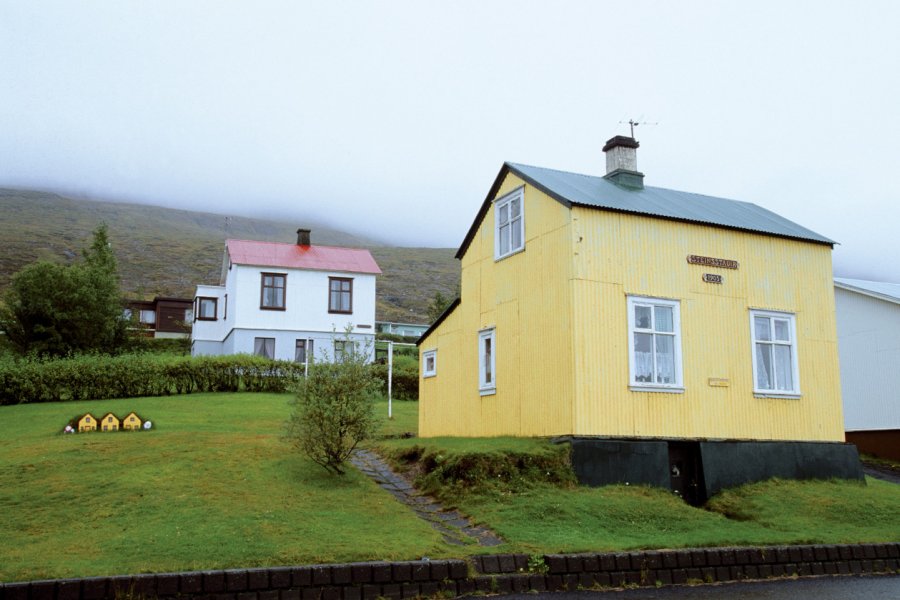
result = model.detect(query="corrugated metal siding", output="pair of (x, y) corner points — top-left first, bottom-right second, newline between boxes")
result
(835, 287), (900, 431)
(418, 173), (576, 437)
(420, 176), (843, 442)
(571, 207), (844, 442)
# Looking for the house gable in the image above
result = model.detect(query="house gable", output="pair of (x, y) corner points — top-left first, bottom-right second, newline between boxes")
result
(456, 162), (833, 261)
(420, 171), (578, 437)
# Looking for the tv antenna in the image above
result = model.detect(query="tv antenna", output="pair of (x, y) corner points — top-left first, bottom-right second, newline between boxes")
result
(224, 216), (232, 236)
(618, 118), (658, 138)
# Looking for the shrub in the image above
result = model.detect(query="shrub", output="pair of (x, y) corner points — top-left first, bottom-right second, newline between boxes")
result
(285, 341), (380, 475)
(369, 361), (419, 400)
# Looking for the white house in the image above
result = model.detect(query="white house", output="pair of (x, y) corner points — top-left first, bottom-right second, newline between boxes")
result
(834, 277), (900, 460)
(191, 229), (381, 363)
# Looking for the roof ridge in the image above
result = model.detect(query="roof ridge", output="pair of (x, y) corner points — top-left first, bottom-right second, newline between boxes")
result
(507, 161), (599, 180)
(835, 276), (900, 285)
(509, 162), (763, 207)
(226, 239), (370, 251)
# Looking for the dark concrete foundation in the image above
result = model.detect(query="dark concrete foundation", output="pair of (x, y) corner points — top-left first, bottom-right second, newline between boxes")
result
(569, 438), (865, 504)
(570, 439), (670, 489)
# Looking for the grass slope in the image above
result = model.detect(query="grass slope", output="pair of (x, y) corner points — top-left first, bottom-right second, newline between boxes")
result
(380, 437), (900, 554)
(6, 395), (897, 583)
(0, 394), (437, 582)
(0, 189), (459, 322)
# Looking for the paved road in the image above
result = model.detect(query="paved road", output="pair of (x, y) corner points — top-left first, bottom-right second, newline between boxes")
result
(863, 464), (900, 485)
(474, 574), (900, 599)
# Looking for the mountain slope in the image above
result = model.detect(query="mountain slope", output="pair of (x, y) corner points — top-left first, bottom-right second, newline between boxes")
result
(0, 188), (459, 323)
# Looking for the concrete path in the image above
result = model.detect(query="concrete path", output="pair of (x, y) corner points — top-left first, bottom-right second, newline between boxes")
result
(350, 448), (504, 547)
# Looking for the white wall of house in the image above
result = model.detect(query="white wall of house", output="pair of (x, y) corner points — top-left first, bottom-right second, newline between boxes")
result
(190, 266), (377, 361)
(225, 328), (374, 362)
(228, 265), (376, 333)
(190, 284), (227, 354)
(835, 286), (900, 431)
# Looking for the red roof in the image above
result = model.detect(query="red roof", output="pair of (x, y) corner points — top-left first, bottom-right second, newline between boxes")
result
(226, 240), (381, 275)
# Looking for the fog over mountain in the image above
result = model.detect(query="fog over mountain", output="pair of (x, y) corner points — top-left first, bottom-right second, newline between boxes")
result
(3, 2), (900, 283)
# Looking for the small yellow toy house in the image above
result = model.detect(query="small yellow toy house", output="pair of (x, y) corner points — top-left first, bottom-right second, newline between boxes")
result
(99, 412), (119, 432)
(77, 413), (97, 432)
(122, 412), (143, 431)
(418, 135), (863, 503)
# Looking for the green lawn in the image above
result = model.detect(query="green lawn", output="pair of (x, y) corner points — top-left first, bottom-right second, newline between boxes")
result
(0, 394), (436, 582)
(3, 394), (899, 584)
(446, 478), (900, 554)
(379, 436), (900, 554)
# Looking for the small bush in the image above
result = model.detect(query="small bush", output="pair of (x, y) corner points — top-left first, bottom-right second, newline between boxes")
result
(285, 341), (380, 475)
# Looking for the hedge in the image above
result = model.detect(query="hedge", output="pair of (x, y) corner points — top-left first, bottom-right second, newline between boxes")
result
(0, 353), (419, 406)
(0, 354), (306, 405)
(370, 363), (418, 401)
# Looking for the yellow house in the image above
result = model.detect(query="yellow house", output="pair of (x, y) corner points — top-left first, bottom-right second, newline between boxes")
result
(77, 413), (97, 432)
(99, 412), (120, 432)
(122, 412), (143, 431)
(419, 135), (862, 502)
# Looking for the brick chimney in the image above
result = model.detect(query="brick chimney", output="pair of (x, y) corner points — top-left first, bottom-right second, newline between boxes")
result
(296, 228), (311, 246)
(602, 135), (644, 189)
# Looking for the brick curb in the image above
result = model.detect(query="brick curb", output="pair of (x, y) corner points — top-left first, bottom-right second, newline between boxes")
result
(2, 544), (898, 600)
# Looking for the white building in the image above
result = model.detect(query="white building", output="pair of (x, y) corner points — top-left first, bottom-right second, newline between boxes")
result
(834, 277), (900, 460)
(191, 229), (381, 363)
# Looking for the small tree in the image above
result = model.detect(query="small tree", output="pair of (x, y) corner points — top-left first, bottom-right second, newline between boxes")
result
(426, 290), (452, 323)
(0, 223), (128, 356)
(285, 332), (379, 475)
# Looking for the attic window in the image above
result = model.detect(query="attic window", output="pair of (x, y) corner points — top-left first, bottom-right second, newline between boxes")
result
(494, 187), (524, 260)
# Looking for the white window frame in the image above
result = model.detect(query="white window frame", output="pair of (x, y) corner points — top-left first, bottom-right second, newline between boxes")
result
(422, 349), (437, 378)
(626, 296), (684, 393)
(478, 328), (496, 395)
(749, 309), (801, 397)
(494, 187), (525, 260)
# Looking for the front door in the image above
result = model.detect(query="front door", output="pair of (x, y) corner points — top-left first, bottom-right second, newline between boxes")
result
(668, 442), (706, 505)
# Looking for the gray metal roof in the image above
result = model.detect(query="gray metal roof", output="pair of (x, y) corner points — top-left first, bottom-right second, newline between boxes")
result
(834, 277), (900, 305)
(506, 162), (835, 246)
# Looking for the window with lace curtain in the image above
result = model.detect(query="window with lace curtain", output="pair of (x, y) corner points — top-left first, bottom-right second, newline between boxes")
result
(750, 310), (800, 396)
(627, 296), (683, 392)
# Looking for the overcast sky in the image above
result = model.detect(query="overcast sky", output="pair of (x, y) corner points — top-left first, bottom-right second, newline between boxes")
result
(2, 1), (899, 282)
